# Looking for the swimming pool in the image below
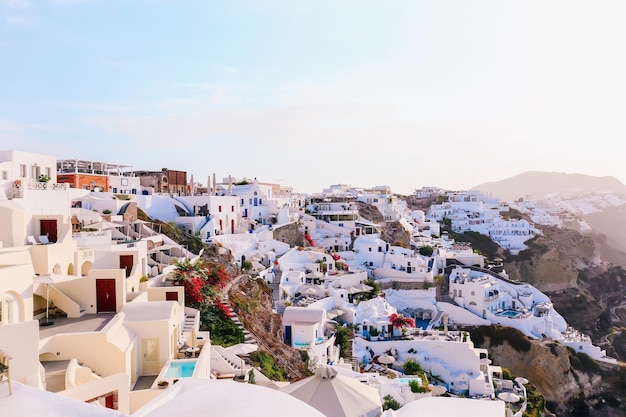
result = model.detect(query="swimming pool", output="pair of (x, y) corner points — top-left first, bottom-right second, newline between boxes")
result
(163, 360), (197, 378)
(398, 377), (423, 385)
(497, 310), (521, 318)
(414, 319), (431, 330)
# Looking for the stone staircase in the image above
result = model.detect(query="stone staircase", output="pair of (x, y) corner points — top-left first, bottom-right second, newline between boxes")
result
(182, 314), (195, 336)
(268, 269), (283, 302)
(222, 295), (257, 345)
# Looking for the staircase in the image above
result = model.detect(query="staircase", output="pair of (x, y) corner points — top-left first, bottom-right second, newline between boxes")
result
(268, 269), (283, 302)
(222, 295), (257, 345)
(182, 314), (195, 336)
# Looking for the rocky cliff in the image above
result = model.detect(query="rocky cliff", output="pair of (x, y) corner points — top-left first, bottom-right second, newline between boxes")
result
(469, 326), (626, 417)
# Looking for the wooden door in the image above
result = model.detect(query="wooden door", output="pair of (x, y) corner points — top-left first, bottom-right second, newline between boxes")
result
(142, 338), (160, 375)
(96, 279), (116, 313)
(165, 291), (178, 302)
(119, 255), (133, 278)
(40, 219), (58, 243)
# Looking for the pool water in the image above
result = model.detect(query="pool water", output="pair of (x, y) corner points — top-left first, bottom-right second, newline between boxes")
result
(163, 361), (196, 378)
(498, 310), (521, 318)
(398, 377), (423, 385)
(414, 319), (430, 330)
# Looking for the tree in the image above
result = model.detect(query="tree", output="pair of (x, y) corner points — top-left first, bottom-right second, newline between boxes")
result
(382, 395), (400, 411)
(418, 245), (434, 257)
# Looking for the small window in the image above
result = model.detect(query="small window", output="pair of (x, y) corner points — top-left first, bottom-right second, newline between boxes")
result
(219, 205), (222, 212)
(20, 164), (26, 177)
(113, 187), (118, 193)
(231, 205), (234, 212)
(241, 198), (244, 205)
(1, 171), (7, 180)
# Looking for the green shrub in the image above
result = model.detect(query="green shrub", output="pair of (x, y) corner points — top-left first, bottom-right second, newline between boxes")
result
(403, 357), (423, 375)
(249, 351), (289, 381)
(382, 395), (400, 411)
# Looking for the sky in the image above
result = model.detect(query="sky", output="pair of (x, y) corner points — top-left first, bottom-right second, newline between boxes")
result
(1, 0), (626, 195)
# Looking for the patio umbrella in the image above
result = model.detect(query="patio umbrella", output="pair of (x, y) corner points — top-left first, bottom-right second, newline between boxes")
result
(224, 343), (258, 356)
(377, 355), (395, 365)
(34, 273), (73, 327)
(515, 377), (529, 385)
(280, 365), (382, 417)
(498, 392), (521, 403)
(186, 328), (199, 357)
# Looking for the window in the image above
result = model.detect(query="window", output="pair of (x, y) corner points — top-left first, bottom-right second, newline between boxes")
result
(219, 205), (222, 212)
(45, 167), (51, 178)
(241, 199), (244, 205)
(1, 171), (7, 180)
(113, 187), (118, 193)
(231, 205), (234, 212)
(20, 164), (26, 177)
(121, 178), (129, 186)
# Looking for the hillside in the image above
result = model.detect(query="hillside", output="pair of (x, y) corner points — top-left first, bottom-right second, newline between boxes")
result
(472, 171), (626, 202)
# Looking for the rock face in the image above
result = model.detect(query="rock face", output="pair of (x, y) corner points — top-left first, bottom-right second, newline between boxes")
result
(469, 327), (625, 417)
(481, 335), (584, 402)
(227, 275), (312, 381)
(504, 226), (597, 292)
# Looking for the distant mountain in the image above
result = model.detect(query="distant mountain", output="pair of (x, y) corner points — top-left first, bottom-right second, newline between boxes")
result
(471, 171), (626, 202)
(471, 171), (626, 267)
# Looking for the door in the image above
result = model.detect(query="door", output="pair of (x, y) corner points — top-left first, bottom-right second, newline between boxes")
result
(119, 255), (133, 278)
(142, 338), (160, 375)
(165, 291), (178, 302)
(96, 279), (116, 313)
(40, 219), (58, 243)
(284, 325), (292, 345)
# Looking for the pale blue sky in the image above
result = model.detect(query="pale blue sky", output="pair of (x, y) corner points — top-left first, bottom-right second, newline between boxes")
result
(2, 0), (626, 194)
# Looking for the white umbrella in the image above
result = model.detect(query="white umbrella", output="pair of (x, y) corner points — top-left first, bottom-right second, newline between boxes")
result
(280, 365), (382, 417)
(224, 343), (258, 356)
(34, 274), (73, 326)
(377, 355), (395, 365)
(515, 377), (529, 385)
(498, 392), (521, 403)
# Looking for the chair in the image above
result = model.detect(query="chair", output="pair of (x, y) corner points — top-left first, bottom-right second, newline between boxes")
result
(38, 235), (50, 244)
(0, 349), (12, 395)
(27, 236), (38, 245)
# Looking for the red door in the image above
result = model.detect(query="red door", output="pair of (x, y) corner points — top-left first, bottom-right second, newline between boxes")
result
(105, 393), (115, 409)
(96, 279), (116, 313)
(165, 291), (179, 302)
(119, 255), (133, 278)
(40, 219), (58, 243)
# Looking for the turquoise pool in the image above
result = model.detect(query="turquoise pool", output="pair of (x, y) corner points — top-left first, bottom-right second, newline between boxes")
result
(497, 310), (521, 318)
(398, 377), (423, 385)
(163, 360), (196, 378)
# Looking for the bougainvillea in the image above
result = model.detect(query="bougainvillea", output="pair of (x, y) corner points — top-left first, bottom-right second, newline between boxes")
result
(389, 313), (416, 328)
(173, 259), (231, 307)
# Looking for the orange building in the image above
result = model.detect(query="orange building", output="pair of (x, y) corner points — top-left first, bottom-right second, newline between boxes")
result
(56, 173), (109, 191)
